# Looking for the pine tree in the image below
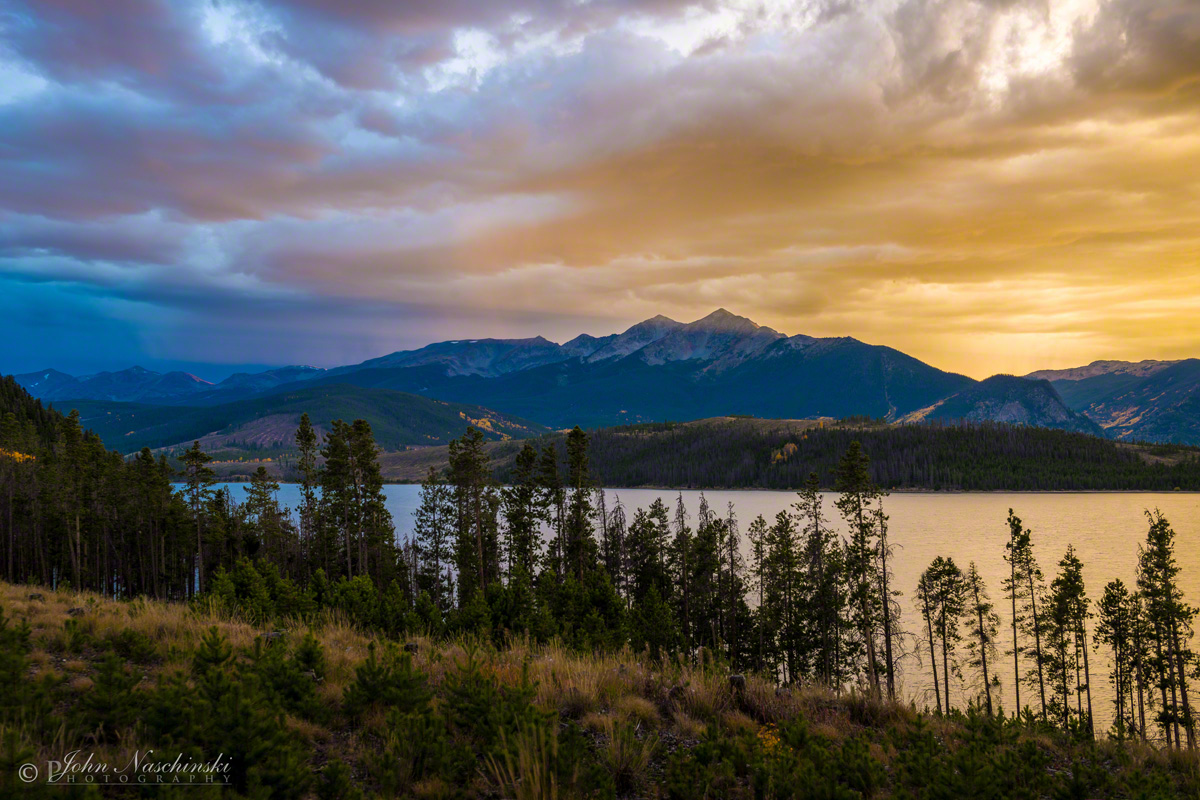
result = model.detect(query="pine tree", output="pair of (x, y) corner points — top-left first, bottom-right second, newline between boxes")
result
(349, 420), (394, 586)
(562, 427), (597, 580)
(245, 466), (288, 569)
(1044, 545), (1093, 734)
(181, 440), (215, 596)
(916, 567), (944, 714)
(604, 495), (628, 600)
(721, 501), (744, 666)
(689, 495), (723, 657)
(962, 562), (1000, 715)
(917, 556), (965, 712)
(1004, 509), (1049, 720)
(413, 468), (452, 609)
(501, 443), (541, 581)
(764, 509), (800, 682)
(295, 413), (319, 571)
(836, 442), (882, 695)
(795, 473), (842, 687)
(668, 494), (695, 658)
(537, 443), (564, 576)
(875, 498), (900, 701)
(319, 420), (354, 579)
(746, 514), (770, 673)
(1097, 579), (1137, 737)
(1138, 510), (1195, 749)
(447, 427), (498, 599)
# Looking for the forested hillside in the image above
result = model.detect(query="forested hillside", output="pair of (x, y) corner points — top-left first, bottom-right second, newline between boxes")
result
(491, 417), (1200, 491)
(60, 383), (548, 455)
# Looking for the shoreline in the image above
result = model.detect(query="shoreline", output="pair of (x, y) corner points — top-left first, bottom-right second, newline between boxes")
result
(199, 479), (1200, 494)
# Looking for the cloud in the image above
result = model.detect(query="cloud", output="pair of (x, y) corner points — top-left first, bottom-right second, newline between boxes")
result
(2, 0), (1200, 377)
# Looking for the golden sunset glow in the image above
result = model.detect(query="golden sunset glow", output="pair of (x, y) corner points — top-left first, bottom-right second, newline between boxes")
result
(3, 0), (1200, 377)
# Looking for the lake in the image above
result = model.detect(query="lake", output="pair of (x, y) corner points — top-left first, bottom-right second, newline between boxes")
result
(210, 483), (1200, 731)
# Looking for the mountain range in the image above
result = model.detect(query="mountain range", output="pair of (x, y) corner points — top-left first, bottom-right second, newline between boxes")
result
(11, 309), (1196, 451)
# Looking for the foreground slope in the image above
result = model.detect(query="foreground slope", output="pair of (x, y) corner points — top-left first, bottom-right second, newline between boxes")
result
(3, 582), (1196, 800)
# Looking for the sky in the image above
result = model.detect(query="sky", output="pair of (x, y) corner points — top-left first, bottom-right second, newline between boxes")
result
(2, 0), (1199, 380)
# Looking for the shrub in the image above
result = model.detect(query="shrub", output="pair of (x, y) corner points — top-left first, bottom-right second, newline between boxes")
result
(74, 655), (139, 743)
(0, 609), (57, 735)
(342, 643), (430, 721)
(248, 636), (326, 722)
(103, 627), (157, 662)
(143, 627), (313, 798)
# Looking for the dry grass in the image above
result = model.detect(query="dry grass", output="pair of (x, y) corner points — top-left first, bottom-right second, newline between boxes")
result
(0, 580), (946, 754)
(614, 694), (659, 727)
(596, 715), (659, 795)
(8, 579), (1200, 798)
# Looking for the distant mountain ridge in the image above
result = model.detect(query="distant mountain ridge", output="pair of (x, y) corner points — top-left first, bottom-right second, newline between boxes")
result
(1025, 360), (1179, 382)
(14, 365), (326, 405)
(900, 375), (1102, 436)
(1027, 359), (1200, 444)
(13, 310), (1200, 445)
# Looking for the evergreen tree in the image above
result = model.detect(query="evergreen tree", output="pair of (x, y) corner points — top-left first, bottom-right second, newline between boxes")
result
(501, 443), (541, 581)
(875, 498), (900, 701)
(689, 494), (724, 657)
(1047, 545), (1092, 733)
(604, 495), (628, 600)
(447, 427), (498, 600)
(746, 514), (770, 672)
(962, 562), (1000, 715)
(538, 443), (564, 576)
(295, 413), (320, 571)
(1004, 510), (1049, 720)
(626, 500), (671, 607)
(721, 501), (745, 666)
(349, 420), (394, 587)
(795, 474), (844, 687)
(668, 494), (695, 658)
(319, 420), (354, 579)
(562, 427), (598, 580)
(916, 568), (944, 714)
(1096, 579), (1137, 737)
(917, 556), (965, 712)
(181, 440), (215, 595)
(836, 442), (883, 695)
(764, 509), (800, 682)
(1138, 510), (1195, 749)
(245, 466), (289, 569)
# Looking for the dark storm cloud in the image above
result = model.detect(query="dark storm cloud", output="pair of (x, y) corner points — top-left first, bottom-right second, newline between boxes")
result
(3, 0), (1200, 377)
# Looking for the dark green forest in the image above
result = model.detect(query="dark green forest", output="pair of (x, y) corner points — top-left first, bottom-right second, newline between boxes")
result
(499, 418), (1200, 491)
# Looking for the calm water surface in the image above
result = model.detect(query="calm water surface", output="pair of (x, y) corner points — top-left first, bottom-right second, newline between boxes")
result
(211, 484), (1200, 731)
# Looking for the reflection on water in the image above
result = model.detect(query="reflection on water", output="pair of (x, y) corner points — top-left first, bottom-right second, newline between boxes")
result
(209, 483), (1200, 732)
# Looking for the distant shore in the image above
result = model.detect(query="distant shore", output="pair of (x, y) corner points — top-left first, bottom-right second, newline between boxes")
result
(199, 479), (1200, 494)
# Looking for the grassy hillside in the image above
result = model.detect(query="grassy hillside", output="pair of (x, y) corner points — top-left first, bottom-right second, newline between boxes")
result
(56, 384), (549, 455)
(3, 581), (1196, 799)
